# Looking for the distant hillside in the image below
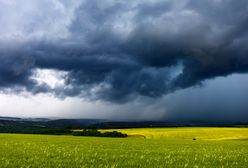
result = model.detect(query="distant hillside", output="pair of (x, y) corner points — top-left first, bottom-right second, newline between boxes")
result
(0, 119), (50, 134)
(43, 119), (106, 128)
(90, 121), (248, 129)
(0, 116), (22, 121)
(0, 117), (105, 134)
(0, 116), (247, 134)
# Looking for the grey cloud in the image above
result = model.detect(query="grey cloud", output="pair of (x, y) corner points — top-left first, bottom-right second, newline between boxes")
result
(0, 0), (248, 103)
(160, 74), (248, 123)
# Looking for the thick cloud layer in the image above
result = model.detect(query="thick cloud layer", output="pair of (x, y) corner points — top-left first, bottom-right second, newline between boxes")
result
(0, 0), (248, 102)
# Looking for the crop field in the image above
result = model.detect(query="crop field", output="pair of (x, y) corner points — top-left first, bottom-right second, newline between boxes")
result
(1, 128), (248, 167)
(101, 127), (248, 140)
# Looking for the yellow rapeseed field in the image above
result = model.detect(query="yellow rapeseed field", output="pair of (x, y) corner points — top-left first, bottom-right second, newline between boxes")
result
(101, 127), (248, 140)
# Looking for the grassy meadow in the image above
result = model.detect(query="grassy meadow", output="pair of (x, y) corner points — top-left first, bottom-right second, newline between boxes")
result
(1, 128), (248, 167)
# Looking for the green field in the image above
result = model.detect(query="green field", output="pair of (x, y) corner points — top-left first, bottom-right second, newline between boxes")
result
(1, 128), (248, 167)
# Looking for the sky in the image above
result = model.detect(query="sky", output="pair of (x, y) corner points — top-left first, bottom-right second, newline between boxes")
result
(0, 0), (248, 122)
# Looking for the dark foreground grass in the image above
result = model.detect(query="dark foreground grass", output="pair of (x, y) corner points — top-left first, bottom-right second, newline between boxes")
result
(0, 133), (248, 167)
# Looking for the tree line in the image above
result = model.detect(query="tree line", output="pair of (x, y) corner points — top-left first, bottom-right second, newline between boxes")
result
(73, 129), (127, 138)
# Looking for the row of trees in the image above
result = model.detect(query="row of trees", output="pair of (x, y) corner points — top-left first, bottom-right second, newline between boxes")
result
(73, 129), (127, 138)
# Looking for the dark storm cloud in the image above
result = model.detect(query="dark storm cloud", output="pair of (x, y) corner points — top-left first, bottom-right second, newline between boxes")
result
(0, 48), (35, 88)
(0, 0), (248, 102)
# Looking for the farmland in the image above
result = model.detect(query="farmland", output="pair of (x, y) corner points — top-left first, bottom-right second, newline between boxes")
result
(1, 128), (248, 167)
(101, 127), (248, 140)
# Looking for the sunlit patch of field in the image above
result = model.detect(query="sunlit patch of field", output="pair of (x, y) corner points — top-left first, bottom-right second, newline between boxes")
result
(101, 127), (248, 140)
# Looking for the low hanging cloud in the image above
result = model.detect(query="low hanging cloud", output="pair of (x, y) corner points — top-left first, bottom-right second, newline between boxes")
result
(0, 0), (248, 103)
